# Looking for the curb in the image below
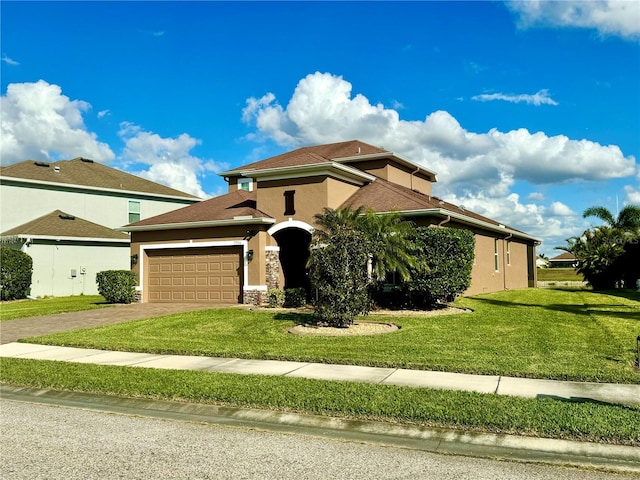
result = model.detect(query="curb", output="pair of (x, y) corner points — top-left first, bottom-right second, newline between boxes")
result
(2, 385), (639, 474)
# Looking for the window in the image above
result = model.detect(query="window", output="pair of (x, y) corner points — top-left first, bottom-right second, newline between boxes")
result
(284, 190), (295, 215)
(238, 179), (252, 192)
(494, 239), (499, 272)
(506, 240), (511, 266)
(128, 200), (141, 223)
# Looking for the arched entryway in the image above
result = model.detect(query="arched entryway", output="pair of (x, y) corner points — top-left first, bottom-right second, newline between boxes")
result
(268, 221), (313, 295)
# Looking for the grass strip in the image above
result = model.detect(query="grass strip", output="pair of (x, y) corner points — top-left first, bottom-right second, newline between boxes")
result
(0, 295), (107, 321)
(2, 357), (639, 446)
(25, 289), (640, 384)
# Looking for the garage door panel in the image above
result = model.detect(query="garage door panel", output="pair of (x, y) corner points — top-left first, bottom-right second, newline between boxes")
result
(147, 247), (242, 304)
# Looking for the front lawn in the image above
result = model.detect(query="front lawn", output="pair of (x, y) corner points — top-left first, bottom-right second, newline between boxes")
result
(537, 268), (583, 282)
(0, 295), (108, 321)
(24, 288), (640, 384)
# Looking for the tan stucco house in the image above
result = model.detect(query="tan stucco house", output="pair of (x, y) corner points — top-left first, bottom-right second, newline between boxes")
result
(0, 158), (199, 296)
(123, 140), (539, 304)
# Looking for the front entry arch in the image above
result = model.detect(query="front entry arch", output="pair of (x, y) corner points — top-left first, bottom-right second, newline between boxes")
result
(271, 227), (312, 293)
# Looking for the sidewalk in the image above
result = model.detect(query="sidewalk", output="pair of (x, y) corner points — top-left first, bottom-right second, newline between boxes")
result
(2, 341), (639, 407)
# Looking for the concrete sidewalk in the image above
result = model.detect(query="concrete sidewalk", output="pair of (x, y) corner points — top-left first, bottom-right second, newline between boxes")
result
(2, 342), (639, 407)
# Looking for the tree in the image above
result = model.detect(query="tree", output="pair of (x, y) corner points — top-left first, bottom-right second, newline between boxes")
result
(583, 205), (640, 233)
(0, 247), (33, 301)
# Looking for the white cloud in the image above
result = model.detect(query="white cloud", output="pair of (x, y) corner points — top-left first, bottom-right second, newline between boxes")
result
(506, 0), (640, 39)
(1, 55), (19, 66)
(528, 192), (545, 201)
(242, 72), (635, 253)
(97, 109), (110, 118)
(472, 89), (558, 106)
(0, 80), (115, 165)
(118, 122), (227, 198)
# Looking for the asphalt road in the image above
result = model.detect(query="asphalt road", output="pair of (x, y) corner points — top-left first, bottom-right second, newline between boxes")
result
(1, 399), (634, 480)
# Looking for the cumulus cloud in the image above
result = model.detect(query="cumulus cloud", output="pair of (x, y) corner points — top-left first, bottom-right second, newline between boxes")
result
(118, 123), (227, 198)
(472, 89), (558, 106)
(0, 80), (115, 165)
(549, 201), (574, 216)
(242, 71), (635, 252)
(506, 0), (640, 39)
(528, 192), (545, 201)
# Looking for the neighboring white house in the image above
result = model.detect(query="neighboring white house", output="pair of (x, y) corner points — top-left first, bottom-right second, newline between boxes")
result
(0, 158), (200, 297)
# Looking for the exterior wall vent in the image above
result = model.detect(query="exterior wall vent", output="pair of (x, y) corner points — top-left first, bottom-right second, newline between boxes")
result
(59, 214), (75, 220)
(54, 166), (60, 173)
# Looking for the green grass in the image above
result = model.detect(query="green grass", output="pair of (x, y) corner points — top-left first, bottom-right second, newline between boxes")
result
(0, 295), (108, 321)
(2, 358), (638, 446)
(25, 288), (640, 384)
(537, 268), (583, 282)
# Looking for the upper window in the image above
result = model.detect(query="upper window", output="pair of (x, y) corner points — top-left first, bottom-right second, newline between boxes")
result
(238, 179), (253, 192)
(506, 240), (511, 266)
(284, 190), (296, 215)
(128, 200), (141, 223)
(494, 239), (499, 272)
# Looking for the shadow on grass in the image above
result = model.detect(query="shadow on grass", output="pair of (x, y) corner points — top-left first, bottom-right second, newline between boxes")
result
(273, 312), (317, 326)
(537, 394), (640, 411)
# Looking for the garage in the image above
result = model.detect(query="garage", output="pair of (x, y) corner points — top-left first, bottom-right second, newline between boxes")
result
(146, 246), (243, 303)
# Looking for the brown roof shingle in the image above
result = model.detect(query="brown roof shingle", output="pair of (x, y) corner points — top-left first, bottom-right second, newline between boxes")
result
(1, 210), (130, 241)
(0, 158), (199, 199)
(223, 140), (388, 173)
(125, 190), (273, 227)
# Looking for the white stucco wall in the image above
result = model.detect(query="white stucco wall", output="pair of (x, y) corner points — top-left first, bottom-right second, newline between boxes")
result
(0, 182), (197, 232)
(24, 241), (131, 297)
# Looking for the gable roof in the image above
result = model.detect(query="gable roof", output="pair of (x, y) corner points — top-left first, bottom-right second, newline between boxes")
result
(0, 158), (199, 201)
(341, 177), (538, 241)
(1, 210), (130, 242)
(120, 190), (275, 231)
(550, 252), (577, 261)
(220, 140), (437, 181)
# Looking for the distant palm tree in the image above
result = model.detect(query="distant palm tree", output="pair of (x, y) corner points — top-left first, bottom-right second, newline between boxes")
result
(583, 205), (640, 233)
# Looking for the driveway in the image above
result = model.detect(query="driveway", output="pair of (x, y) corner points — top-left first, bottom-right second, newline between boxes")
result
(0, 302), (228, 344)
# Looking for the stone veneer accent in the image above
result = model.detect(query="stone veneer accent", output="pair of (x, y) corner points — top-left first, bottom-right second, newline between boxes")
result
(265, 250), (281, 290)
(243, 289), (262, 305)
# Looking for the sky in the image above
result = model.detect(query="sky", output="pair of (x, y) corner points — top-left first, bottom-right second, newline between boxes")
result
(1, 1), (639, 256)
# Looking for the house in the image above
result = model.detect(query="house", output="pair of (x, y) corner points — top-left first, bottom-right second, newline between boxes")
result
(536, 256), (550, 268)
(123, 140), (539, 304)
(548, 252), (578, 269)
(0, 158), (200, 297)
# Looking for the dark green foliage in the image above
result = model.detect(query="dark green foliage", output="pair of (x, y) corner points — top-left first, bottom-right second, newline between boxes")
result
(0, 247), (33, 300)
(96, 270), (136, 304)
(284, 287), (306, 307)
(401, 227), (475, 308)
(308, 224), (371, 327)
(266, 289), (285, 308)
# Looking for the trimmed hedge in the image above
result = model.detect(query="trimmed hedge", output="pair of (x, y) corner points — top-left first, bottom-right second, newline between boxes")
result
(96, 270), (136, 304)
(0, 247), (33, 300)
(266, 289), (285, 308)
(284, 287), (306, 307)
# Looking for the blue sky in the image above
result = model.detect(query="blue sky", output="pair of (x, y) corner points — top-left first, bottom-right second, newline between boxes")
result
(2, 1), (639, 255)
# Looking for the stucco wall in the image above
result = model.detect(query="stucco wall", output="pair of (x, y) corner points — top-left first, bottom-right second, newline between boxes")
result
(256, 177), (328, 226)
(0, 182), (197, 232)
(22, 240), (130, 297)
(348, 159), (432, 195)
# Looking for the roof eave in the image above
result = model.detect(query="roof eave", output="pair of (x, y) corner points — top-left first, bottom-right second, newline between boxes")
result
(333, 152), (438, 182)
(118, 217), (276, 232)
(1, 234), (130, 244)
(222, 162), (376, 185)
(0, 176), (201, 202)
(376, 208), (540, 242)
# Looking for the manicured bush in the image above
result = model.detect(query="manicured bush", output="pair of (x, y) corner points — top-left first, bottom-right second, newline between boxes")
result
(403, 227), (475, 308)
(266, 289), (285, 308)
(96, 270), (136, 304)
(284, 287), (306, 307)
(0, 247), (33, 300)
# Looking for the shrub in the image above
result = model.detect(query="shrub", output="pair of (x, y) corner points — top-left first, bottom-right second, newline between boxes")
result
(284, 287), (307, 307)
(0, 247), (33, 300)
(403, 227), (475, 308)
(96, 270), (136, 304)
(266, 289), (285, 308)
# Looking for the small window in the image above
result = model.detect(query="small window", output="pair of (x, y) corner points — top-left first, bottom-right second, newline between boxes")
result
(506, 240), (511, 266)
(284, 190), (295, 215)
(128, 200), (141, 223)
(238, 179), (252, 192)
(494, 239), (499, 272)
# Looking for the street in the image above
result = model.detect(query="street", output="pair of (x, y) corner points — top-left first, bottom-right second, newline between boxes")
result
(1, 399), (634, 480)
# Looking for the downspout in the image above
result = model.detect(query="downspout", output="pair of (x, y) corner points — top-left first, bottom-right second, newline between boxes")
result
(410, 167), (419, 191)
(437, 215), (451, 227)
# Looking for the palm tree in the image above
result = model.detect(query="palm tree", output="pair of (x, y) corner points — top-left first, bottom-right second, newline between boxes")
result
(583, 205), (640, 233)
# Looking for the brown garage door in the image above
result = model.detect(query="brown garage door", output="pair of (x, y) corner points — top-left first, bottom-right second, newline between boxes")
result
(147, 247), (242, 303)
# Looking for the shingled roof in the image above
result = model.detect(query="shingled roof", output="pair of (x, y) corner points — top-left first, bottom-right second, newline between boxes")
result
(341, 177), (534, 240)
(0, 158), (199, 200)
(1, 210), (130, 242)
(122, 190), (275, 231)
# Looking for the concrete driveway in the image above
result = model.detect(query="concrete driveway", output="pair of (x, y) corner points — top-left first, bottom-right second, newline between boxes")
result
(0, 302), (230, 344)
